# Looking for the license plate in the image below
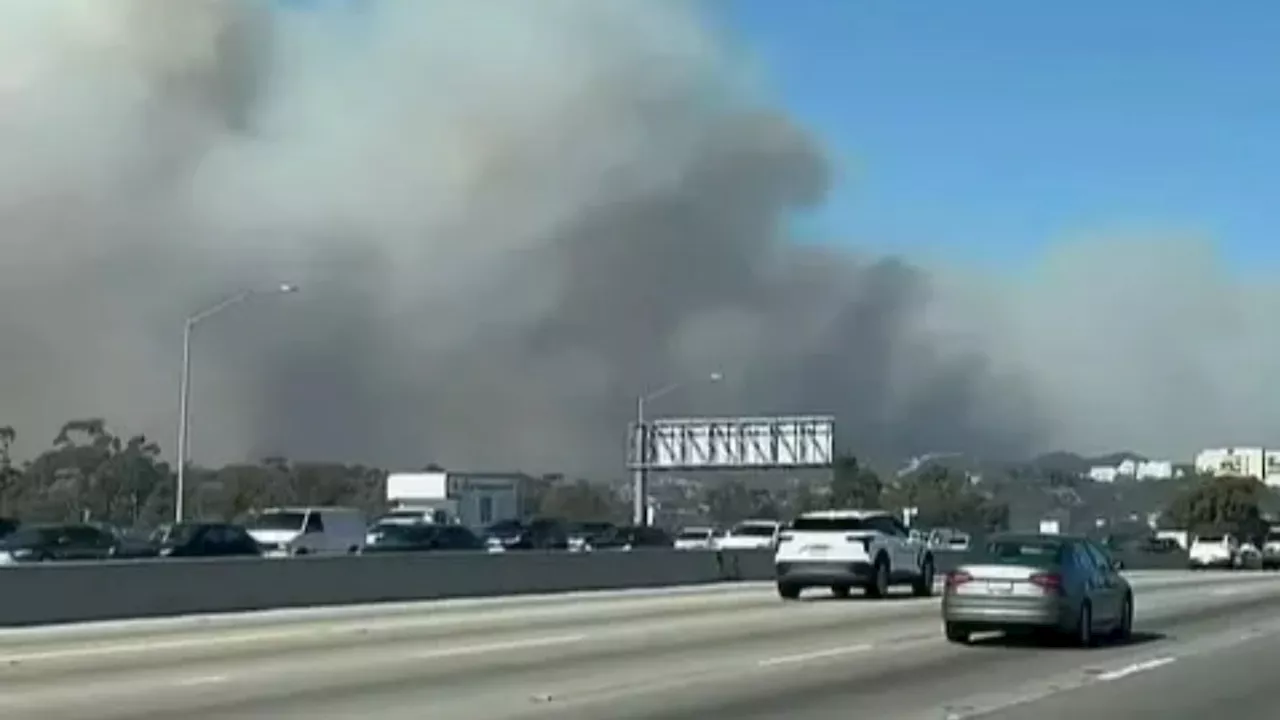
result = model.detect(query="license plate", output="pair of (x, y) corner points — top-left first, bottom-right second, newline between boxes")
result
(804, 545), (829, 556)
(988, 581), (1013, 594)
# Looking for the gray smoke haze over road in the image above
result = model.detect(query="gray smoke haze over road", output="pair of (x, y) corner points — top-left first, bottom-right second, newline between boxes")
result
(0, 0), (1270, 473)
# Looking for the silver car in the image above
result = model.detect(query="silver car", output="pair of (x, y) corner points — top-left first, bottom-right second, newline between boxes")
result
(941, 534), (1133, 647)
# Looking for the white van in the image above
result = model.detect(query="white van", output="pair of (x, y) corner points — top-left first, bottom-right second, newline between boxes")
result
(246, 507), (367, 557)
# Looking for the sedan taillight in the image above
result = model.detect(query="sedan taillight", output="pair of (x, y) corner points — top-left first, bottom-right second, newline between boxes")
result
(944, 570), (973, 589)
(1029, 572), (1064, 594)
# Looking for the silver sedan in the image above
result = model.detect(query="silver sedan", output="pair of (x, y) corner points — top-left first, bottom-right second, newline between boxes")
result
(942, 533), (1133, 647)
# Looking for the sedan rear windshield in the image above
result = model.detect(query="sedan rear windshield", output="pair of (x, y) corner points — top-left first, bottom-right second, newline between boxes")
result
(1197, 535), (1225, 543)
(790, 517), (871, 532)
(983, 539), (1064, 564)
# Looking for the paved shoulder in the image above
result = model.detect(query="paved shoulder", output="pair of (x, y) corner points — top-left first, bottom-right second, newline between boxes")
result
(978, 623), (1280, 719)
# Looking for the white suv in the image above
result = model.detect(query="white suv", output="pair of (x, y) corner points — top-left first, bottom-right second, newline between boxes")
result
(774, 509), (935, 600)
(1188, 533), (1238, 570)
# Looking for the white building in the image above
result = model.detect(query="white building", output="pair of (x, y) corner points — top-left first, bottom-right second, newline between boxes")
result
(1193, 447), (1280, 487)
(1087, 458), (1175, 483)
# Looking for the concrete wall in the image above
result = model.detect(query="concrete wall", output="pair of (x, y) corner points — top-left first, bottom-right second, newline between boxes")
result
(0, 549), (760, 627)
(0, 546), (1192, 628)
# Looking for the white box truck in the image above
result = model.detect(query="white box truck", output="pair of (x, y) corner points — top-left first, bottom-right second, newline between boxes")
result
(380, 470), (523, 532)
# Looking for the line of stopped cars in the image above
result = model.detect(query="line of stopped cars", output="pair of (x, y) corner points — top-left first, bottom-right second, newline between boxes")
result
(774, 509), (1135, 648)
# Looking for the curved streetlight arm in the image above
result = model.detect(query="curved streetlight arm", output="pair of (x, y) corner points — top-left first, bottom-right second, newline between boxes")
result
(186, 290), (254, 327)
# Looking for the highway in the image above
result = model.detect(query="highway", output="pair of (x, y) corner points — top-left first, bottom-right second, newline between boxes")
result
(2, 570), (1279, 719)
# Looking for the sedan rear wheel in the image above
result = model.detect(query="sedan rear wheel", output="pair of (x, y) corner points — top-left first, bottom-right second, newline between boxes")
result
(1075, 602), (1094, 647)
(1112, 595), (1133, 642)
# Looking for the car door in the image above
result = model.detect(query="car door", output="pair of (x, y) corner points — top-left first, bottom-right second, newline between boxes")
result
(867, 516), (910, 571)
(63, 525), (115, 560)
(302, 511), (326, 552)
(1084, 541), (1124, 623)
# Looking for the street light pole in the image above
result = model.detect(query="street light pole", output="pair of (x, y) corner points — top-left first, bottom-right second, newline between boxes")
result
(174, 284), (297, 523)
(631, 372), (722, 527)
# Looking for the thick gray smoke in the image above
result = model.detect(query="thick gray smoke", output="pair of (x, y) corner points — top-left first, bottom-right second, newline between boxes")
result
(0, 0), (1256, 473)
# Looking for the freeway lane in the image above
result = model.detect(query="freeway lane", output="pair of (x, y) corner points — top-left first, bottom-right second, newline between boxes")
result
(1, 570), (1277, 719)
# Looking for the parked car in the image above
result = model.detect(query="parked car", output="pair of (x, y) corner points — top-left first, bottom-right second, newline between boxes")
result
(150, 522), (262, 558)
(365, 523), (484, 553)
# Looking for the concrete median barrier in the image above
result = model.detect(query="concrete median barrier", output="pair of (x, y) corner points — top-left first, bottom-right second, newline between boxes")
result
(0, 549), (769, 628)
(930, 548), (1190, 573)
(0, 545), (1194, 628)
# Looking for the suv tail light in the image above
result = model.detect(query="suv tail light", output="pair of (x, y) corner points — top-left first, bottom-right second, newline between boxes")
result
(944, 571), (972, 589)
(1029, 572), (1063, 594)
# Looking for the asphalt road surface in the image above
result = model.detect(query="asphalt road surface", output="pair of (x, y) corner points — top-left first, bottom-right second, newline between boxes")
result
(3, 570), (1280, 719)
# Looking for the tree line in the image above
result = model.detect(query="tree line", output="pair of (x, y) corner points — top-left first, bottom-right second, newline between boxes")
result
(0, 418), (1271, 537)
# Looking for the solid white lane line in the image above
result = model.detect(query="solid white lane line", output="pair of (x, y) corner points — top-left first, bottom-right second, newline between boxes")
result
(757, 643), (873, 667)
(408, 634), (588, 660)
(174, 675), (228, 687)
(1095, 656), (1176, 681)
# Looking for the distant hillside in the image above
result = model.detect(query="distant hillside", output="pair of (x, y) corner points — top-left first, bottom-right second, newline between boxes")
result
(1025, 451), (1148, 476)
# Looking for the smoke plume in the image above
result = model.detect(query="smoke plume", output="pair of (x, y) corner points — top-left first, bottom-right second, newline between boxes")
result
(0, 0), (1259, 473)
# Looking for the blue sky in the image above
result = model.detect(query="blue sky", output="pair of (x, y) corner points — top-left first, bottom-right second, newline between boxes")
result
(727, 1), (1279, 268)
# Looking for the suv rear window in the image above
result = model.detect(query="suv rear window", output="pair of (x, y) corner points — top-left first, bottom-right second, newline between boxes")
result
(791, 517), (872, 532)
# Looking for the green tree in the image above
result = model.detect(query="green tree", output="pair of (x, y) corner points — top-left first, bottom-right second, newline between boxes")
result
(539, 479), (620, 522)
(14, 419), (170, 525)
(1165, 474), (1268, 538)
(704, 480), (753, 524)
(828, 454), (883, 509)
(885, 463), (1007, 531)
(0, 425), (17, 515)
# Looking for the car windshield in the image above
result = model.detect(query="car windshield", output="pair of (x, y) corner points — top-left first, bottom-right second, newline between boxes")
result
(157, 523), (204, 546)
(791, 517), (871, 532)
(379, 511), (427, 522)
(1197, 535), (1225, 543)
(248, 512), (306, 532)
(729, 524), (775, 536)
(572, 523), (612, 535)
(983, 539), (1063, 564)
(369, 524), (435, 542)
